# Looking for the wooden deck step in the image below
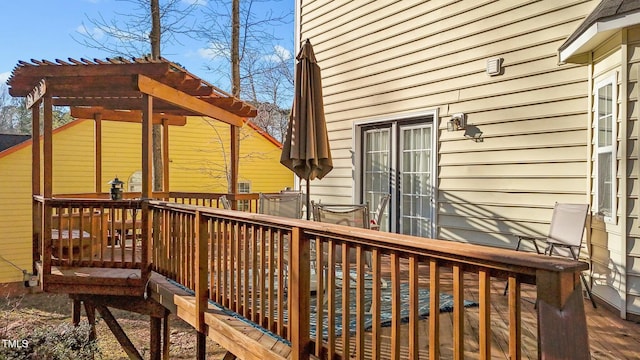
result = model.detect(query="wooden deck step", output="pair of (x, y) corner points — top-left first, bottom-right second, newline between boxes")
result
(148, 272), (293, 360)
(36, 262), (145, 296)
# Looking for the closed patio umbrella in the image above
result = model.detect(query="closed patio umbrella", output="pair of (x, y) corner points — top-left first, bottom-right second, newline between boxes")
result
(281, 39), (333, 219)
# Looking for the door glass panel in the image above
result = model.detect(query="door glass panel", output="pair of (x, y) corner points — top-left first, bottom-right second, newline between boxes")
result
(400, 124), (432, 237)
(363, 128), (391, 231)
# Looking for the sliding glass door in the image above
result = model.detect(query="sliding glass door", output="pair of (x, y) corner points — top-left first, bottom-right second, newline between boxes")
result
(361, 120), (435, 237)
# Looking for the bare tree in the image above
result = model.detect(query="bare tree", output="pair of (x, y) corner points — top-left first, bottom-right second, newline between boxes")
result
(73, 0), (198, 59)
(150, 0), (163, 192)
(197, 0), (293, 140)
(74, 0), (200, 192)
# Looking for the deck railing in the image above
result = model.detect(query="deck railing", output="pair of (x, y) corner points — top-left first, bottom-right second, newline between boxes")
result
(149, 201), (591, 360)
(34, 196), (149, 295)
(168, 191), (261, 212)
(151, 202), (291, 336)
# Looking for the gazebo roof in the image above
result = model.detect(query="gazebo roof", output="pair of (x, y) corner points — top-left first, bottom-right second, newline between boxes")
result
(6, 57), (257, 126)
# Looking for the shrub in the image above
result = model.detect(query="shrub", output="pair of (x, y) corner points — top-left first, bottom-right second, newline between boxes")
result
(0, 321), (101, 360)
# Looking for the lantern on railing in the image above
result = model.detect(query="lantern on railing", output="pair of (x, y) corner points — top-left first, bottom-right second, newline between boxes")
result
(108, 176), (124, 200)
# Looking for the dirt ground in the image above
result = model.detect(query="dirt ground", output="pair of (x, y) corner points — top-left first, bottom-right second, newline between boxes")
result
(0, 286), (228, 359)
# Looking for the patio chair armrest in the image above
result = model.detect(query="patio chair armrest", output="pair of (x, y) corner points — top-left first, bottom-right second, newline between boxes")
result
(511, 233), (547, 254)
(512, 234), (546, 242)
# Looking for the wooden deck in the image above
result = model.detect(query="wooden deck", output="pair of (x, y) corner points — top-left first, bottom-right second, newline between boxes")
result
(32, 197), (628, 359)
(43, 263), (640, 359)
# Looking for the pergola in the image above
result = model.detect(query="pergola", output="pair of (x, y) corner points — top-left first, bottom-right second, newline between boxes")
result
(7, 56), (257, 200)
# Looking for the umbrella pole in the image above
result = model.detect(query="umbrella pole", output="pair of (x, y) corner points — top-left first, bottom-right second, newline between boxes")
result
(306, 179), (311, 220)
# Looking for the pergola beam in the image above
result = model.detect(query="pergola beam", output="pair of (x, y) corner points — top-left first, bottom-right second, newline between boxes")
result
(70, 107), (187, 126)
(135, 74), (244, 127)
(26, 79), (46, 109)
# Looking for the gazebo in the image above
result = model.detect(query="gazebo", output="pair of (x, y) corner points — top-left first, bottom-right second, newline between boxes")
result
(6, 57), (257, 358)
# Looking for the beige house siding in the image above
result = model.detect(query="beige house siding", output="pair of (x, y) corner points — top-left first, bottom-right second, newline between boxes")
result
(626, 27), (640, 316)
(299, 0), (595, 246)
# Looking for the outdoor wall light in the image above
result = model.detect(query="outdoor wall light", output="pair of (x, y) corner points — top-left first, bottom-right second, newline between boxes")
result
(108, 176), (124, 200)
(447, 113), (467, 132)
(464, 125), (483, 142)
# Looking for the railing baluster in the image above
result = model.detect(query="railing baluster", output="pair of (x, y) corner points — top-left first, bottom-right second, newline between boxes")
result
(276, 226), (284, 336)
(314, 236), (324, 357)
(429, 259), (440, 360)
(341, 242), (350, 359)
(216, 219), (222, 304)
(210, 217), (216, 299)
(224, 219), (229, 305)
(409, 255), (419, 360)
(251, 226), (259, 323)
(355, 245), (365, 360)
(391, 252), (401, 360)
(453, 265), (464, 360)
(327, 239), (336, 359)
(242, 223), (250, 318)
(260, 227), (267, 327)
(229, 220), (236, 311)
(508, 276), (521, 360)
(479, 270), (491, 359)
(371, 248), (381, 360)
(267, 229), (276, 332)
(109, 205), (116, 264)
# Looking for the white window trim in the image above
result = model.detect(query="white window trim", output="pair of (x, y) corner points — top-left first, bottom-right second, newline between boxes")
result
(237, 180), (251, 194)
(594, 73), (617, 224)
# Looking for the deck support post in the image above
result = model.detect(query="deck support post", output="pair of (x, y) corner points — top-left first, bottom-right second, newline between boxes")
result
(150, 315), (162, 360)
(196, 331), (206, 360)
(72, 298), (81, 326)
(162, 311), (170, 360)
(83, 301), (97, 341)
(31, 99), (41, 275)
(536, 270), (590, 359)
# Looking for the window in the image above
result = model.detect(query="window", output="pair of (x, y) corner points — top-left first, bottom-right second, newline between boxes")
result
(594, 75), (616, 222)
(128, 171), (142, 192)
(237, 181), (251, 211)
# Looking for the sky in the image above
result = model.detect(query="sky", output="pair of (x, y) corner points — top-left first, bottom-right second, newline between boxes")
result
(0, 0), (295, 94)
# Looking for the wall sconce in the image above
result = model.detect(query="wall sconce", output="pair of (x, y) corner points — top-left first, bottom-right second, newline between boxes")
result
(447, 113), (466, 132)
